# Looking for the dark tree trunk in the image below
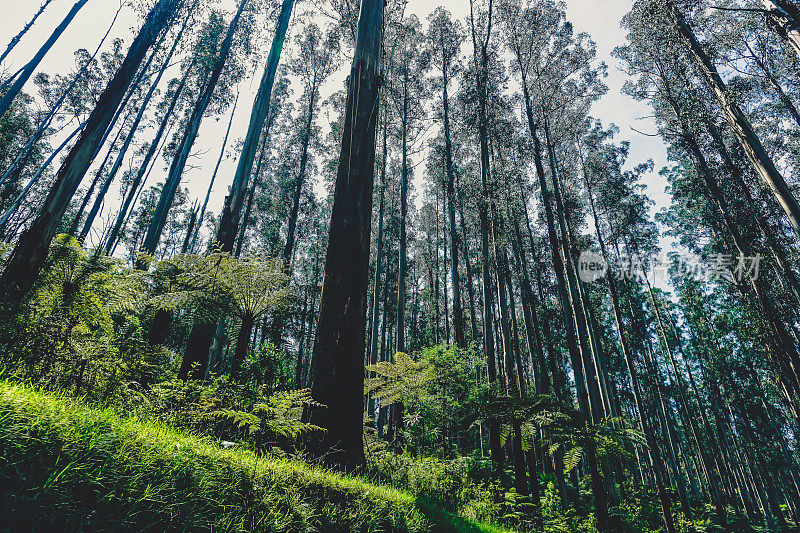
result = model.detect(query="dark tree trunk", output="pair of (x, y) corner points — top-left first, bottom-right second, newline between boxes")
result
(179, 320), (216, 380)
(0, 0), (184, 307)
(215, 0), (295, 255)
(138, 0), (249, 266)
(306, 0), (383, 471)
(283, 90), (316, 269)
(0, 0), (90, 119)
(230, 314), (255, 380)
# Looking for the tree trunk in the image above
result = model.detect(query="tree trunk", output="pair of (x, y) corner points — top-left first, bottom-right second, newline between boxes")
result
(230, 314), (255, 380)
(0, 0), (184, 307)
(80, 18), (187, 242)
(670, 2), (800, 237)
(215, 0), (295, 255)
(234, 129), (269, 257)
(306, 0), (383, 471)
(283, 89), (316, 269)
(0, 0), (55, 67)
(190, 90), (240, 254)
(0, 0), (90, 119)
(138, 0), (249, 266)
(105, 60), (193, 254)
(442, 56), (465, 348)
(761, 0), (800, 60)
(179, 319), (215, 380)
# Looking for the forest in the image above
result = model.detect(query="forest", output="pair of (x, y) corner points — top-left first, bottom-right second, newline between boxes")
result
(0, 0), (799, 531)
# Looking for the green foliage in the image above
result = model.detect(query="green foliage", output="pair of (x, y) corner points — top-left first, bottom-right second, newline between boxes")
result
(367, 345), (482, 455)
(150, 252), (294, 324)
(149, 376), (320, 454)
(0, 381), (513, 533)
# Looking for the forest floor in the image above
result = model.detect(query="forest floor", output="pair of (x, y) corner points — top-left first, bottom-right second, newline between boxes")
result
(0, 381), (513, 533)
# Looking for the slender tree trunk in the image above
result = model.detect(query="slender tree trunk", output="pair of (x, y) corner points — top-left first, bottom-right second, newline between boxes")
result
(234, 130), (269, 257)
(105, 61), (192, 254)
(669, 3), (800, 236)
(230, 314), (255, 380)
(0, 0), (183, 307)
(0, 0), (55, 67)
(441, 59), (464, 348)
(215, 0), (295, 254)
(80, 19), (186, 242)
(283, 90), (317, 269)
(138, 0), (249, 266)
(368, 102), (389, 410)
(306, 0), (383, 471)
(456, 175), (479, 342)
(0, 0), (90, 119)
(190, 90), (240, 254)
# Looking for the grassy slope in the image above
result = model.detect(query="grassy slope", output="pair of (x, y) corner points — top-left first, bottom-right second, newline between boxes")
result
(0, 381), (512, 533)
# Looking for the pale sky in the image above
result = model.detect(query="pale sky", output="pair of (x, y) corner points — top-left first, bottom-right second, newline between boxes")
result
(0, 0), (671, 255)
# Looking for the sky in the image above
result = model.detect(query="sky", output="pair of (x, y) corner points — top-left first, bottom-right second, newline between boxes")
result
(0, 0), (672, 257)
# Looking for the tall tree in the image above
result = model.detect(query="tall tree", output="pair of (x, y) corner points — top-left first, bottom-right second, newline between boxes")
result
(0, 0), (185, 307)
(306, 0), (383, 471)
(0, 0), (90, 119)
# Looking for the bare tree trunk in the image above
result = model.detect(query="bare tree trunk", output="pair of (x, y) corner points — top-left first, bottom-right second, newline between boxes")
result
(0, 0), (89, 119)
(215, 0), (295, 254)
(306, 0), (383, 471)
(0, 0), (55, 67)
(283, 90), (316, 269)
(0, 0), (184, 307)
(138, 0), (249, 266)
(105, 60), (193, 254)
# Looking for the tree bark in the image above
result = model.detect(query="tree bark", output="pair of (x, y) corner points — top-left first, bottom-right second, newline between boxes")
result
(230, 314), (255, 380)
(215, 0), (295, 255)
(0, 0), (184, 307)
(306, 0), (383, 471)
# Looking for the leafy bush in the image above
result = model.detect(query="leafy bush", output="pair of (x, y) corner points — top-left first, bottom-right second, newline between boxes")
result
(149, 376), (321, 454)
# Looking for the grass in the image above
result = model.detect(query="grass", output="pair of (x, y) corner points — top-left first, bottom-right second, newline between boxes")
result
(0, 380), (514, 533)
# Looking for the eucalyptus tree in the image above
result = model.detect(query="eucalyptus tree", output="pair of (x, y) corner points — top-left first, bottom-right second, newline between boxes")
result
(640, 0), (800, 236)
(0, 0), (55, 68)
(214, 0), (296, 256)
(281, 24), (341, 271)
(0, 0), (187, 308)
(0, 0), (90, 120)
(138, 0), (251, 266)
(306, 0), (384, 470)
(425, 8), (466, 349)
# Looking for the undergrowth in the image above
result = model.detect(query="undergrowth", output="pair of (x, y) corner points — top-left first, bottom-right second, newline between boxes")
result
(0, 380), (512, 533)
